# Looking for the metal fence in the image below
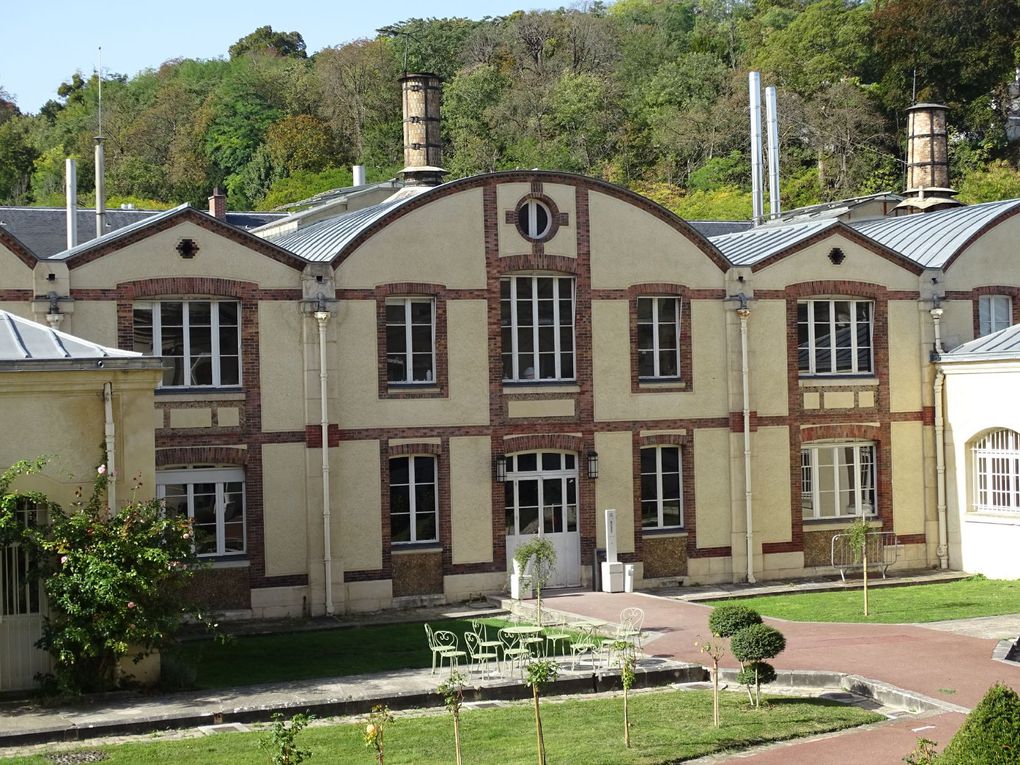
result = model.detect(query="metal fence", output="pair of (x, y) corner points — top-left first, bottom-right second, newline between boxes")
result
(830, 530), (899, 581)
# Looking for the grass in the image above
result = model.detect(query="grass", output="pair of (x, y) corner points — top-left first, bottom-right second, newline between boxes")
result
(717, 576), (1020, 624)
(4, 689), (883, 764)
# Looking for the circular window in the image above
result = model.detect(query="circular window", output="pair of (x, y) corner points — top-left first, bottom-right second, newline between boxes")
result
(517, 199), (552, 241)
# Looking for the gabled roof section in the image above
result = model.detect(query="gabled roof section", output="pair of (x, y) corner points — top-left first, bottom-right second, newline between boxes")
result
(852, 199), (1020, 269)
(0, 310), (139, 361)
(49, 205), (306, 270)
(940, 323), (1020, 363)
(273, 171), (726, 270)
(0, 225), (38, 267)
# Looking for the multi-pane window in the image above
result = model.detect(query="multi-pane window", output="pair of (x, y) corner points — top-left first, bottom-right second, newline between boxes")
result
(504, 452), (578, 537)
(1, 502), (43, 616)
(801, 442), (877, 519)
(390, 456), (438, 544)
(978, 295), (1012, 337)
(973, 429), (1020, 513)
(157, 468), (245, 556)
(517, 199), (552, 239)
(640, 446), (683, 528)
(133, 300), (240, 388)
(500, 276), (575, 381)
(797, 299), (873, 375)
(386, 298), (435, 384)
(637, 297), (680, 379)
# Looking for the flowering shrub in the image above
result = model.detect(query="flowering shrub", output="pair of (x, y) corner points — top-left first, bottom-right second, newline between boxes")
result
(2, 460), (201, 694)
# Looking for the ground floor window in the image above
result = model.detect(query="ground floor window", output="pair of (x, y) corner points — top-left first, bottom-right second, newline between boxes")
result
(390, 456), (438, 544)
(157, 468), (245, 556)
(640, 446), (683, 529)
(973, 429), (1020, 513)
(801, 442), (876, 519)
(1, 502), (43, 616)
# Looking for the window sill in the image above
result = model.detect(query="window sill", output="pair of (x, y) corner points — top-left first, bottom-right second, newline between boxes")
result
(503, 382), (580, 394)
(638, 379), (688, 391)
(195, 555), (249, 568)
(392, 543), (442, 554)
(802, 516), (880, 527)
(641, 527), (687, 537)
(799, 376), (878, 387)
(966, 511), (1020, 525)
(157, 388), (245, 401)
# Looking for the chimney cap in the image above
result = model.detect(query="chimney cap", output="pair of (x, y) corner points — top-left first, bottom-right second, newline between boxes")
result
(906, 102), (949, 112)
(398, 71), (441, 82)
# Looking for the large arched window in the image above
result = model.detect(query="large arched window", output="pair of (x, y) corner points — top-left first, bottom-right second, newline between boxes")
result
(973, 429), (1020, 513)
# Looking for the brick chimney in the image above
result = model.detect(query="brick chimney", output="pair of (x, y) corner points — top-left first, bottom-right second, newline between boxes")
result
(208, 187), (227, 220)
(895, 103), (963, 214)
(399, 73), (446, 187)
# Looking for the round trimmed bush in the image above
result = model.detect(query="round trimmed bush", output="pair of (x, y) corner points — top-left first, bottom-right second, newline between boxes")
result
(729, 623), (786, 663)
(736, 661), (777, 688)
(708, 604), (762, 638)
(940, 682), (1020, 764)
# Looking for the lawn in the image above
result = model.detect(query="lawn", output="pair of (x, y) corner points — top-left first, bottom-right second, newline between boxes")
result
(717, 576), (1020, 624)
(5, 689), (883, 764)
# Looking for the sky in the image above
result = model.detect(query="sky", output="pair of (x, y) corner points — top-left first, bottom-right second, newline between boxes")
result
(2, 0), (568, 114)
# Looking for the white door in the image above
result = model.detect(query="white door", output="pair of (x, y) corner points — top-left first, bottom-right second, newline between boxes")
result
(0, 506), (49, 691)
(505, 451), (581, 588)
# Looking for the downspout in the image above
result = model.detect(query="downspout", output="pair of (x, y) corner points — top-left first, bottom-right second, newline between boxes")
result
(735, 295), (756, 583)
(314, 304), (335, 616)
(930, 302), (949, 569)
(103, 382), (117, 513)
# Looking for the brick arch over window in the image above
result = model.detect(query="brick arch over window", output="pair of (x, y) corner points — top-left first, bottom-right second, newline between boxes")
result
(375, 283), (450, 400)
(156, 447), (248, 468)
(511, 192), (565, 247)
(629, 284), (693, 393)
(970, 286), (1020, 337)
(502, 434), (584, 455)
(498, 254), (578, 275)
(388, 442), (442, 458)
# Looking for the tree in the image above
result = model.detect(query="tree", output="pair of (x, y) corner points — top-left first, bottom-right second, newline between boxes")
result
(229, 26), (307, 60)
(0, 85), (18, 124)
(845, 517), (870, 616)
(524, 659), (558, 765)
(0, 117), (38, 203)
(437, 671), (467, 765)
(364, 705), (394, 764)
(259, 712), (313, 765)
(938, 682), (1020, 764)
(621, 652), (636, 747)
(266, 115), (335, 175)
(729, 623), (786, 708)
(514, 537), (557, 625)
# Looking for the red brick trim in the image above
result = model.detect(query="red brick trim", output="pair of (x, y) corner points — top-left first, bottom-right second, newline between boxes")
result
(627, 284), (694, 394)
(510, 192), (566, 244)
(156, 446), (248, 467)
(375, 283), (449, 400)
(62, 207), (306, 270)
(0, 290), (32, 300)
(748, 223), (924, 275)
(305, 424), (341, 448)
(498, 253), (578, 274)
(388, 442), (442, 457)
(632, 432), (700, 562)
(730, 411), (758, 432)
(965, 286), (1020, 337)
(331, 170), (728, 272)
(688, 545), (732, 559)
(895, 533), (926, 545)
(500, 433), (584, 454)
(0, 228), (38, 267)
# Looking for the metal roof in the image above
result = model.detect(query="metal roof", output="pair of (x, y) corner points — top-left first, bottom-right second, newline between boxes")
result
(851, 199), (1020, 268)
(48, 205), (191, 260)
(0, 310), (140, 361)
(687, 220), (753, 238)
(709, 219), (839, 266)
(266, 194), (421, 262)
(771, 191), (903, 224)
(941, 323), (1020, 362)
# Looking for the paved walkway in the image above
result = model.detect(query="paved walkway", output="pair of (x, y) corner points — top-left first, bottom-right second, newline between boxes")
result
(541, 588), (1020, 764)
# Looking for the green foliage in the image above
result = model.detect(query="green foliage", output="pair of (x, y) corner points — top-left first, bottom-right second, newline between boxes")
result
(34, 465), (200, 694)
(230, 26), (307, 60)
(904, 738), (941, 765)
(938, 683), (1020, 764)
(845, 517), (869, 563)
(735, 661), (777, 688)
(958, 162), (1020, 205)
(729, 624), (786, 664)
(364, 705), (394, 764)
(708, 604), (762, 638)
(514, 538), (557, 624)
(525, 658), (559, 690)
(437, 670), (466, 712)
(0, 116), (39, 203)
(260, 713), (313, 765)
(674, 187), (754, 221)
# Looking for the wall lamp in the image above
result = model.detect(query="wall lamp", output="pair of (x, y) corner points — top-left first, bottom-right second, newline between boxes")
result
(587, 451), (599, 480)
(494, 454), (507, 482)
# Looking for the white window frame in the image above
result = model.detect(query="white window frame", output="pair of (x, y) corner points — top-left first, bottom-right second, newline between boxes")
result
(640, 445), (684, 529)
(973, 429), (1020, 513)
(134, 300), (241, 388)
(978, 295), (1012, 337)
(504, 451), (578, 537)
(801, 442), (877, 520)
(518, 199), (552, 239)
(637, 296), (681, 380)
(389, 455), (439, 544)
(501, 275), (576, 382)
(156, 467), (246, 557)
(1, 502), (44, 616)
(797, 299), (873, 376)
(385, 297), (436, 384)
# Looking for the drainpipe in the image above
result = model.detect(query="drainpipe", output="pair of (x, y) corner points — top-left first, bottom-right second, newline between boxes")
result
(930, 302), (949, 569)
(103, 382), (117, 513)
(314, 302), (335, 616)
(730, 294), (756, 583)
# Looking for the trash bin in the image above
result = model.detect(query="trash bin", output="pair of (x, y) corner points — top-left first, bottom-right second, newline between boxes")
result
(623, 564), (635, 593)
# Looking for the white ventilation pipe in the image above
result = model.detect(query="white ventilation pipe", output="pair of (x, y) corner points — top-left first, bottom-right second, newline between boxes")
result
(737, 300), (756, 583)
(65, 159), (77, 249)
(103, 382), (117, 513)
(930, 305), (949, 569)
(314, 308), (335, 615)
(353, 165), (366, 187)
(749, 72), (764, 227)
(94, 138), (105, 239)
(765, 85), (781, 219)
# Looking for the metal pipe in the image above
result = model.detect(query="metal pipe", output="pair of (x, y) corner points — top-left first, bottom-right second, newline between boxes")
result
(765, 85), (781, 219)
(65, 159), (77, 249)
(315, 308), (335, 615)
(94, 138), (105, 239)
(749, 72), (764, 227)
(737, 301), (756, 583)
(931, 305), (949, 569)
(103, 382), (117, 514)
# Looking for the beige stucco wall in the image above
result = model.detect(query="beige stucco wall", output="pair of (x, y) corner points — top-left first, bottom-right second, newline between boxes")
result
(62, 301), (119, 350)
(748, 300), (791, 417)
(261, 302), (306, 431)
(262, 442), (308, 577)
(0, 246), (33, 290)
(694, 428), (732, 550)
(753, 426), (793, 544)
(751, 236), (920, 292)
(336, 439), (382, 572)
(890, 421), (926, 537)
(588, 191), (722, 289)
(943, 216), (1020, 290)
(338, 189), (487, 289)
(67, 220), (301, 289)
(450, 436), (494, 566)
(888, 301), (924, 412)
(593, 430), (635, 554)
